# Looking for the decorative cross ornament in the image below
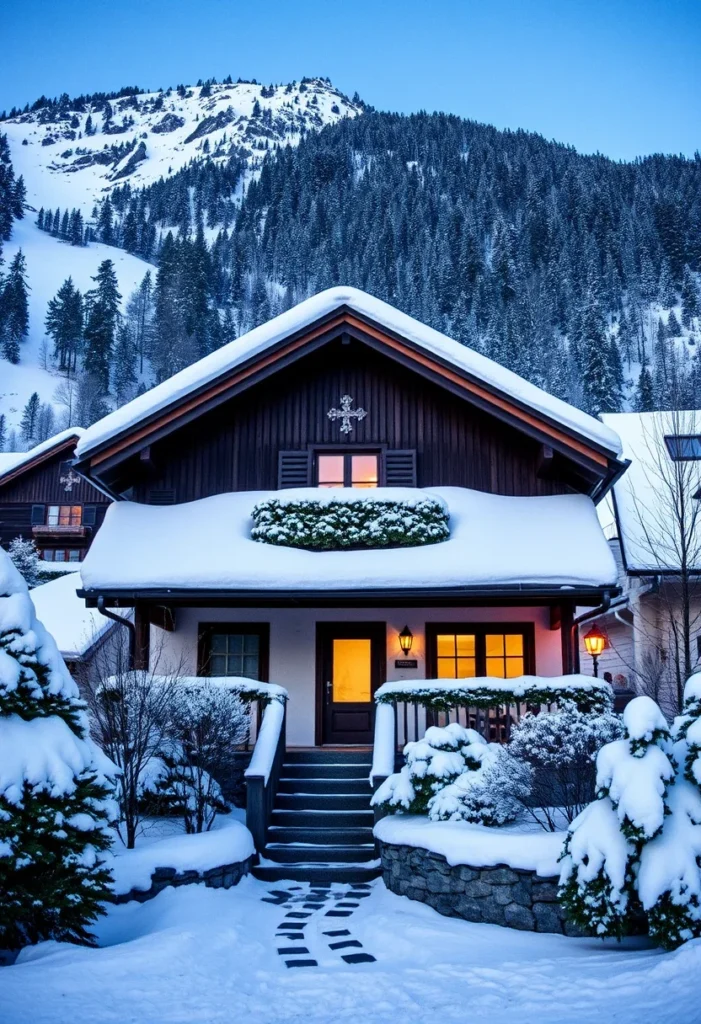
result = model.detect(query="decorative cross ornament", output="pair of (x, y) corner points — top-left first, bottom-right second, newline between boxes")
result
(60, 468), (81, 492)
(327, 394), (367, 434)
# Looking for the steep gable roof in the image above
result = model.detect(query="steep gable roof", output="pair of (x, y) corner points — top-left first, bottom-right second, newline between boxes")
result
(0, 428), (84, 489)
(75, 288), (622, 471)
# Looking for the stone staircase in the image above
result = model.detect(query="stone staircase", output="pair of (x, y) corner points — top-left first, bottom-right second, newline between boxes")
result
(252, 749), (380, 884)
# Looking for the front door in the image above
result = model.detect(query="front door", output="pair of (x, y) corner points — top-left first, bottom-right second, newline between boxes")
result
(318, 623), (386, 744)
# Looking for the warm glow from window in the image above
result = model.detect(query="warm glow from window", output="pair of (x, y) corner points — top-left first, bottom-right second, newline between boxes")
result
(332, 638), (372, 702)
(317, 454), (345, 488)
(485, 633), (525, 678)
(436, 633), (477, 678)
(47, 504), (82, 526)
(351, 454), (378, 488)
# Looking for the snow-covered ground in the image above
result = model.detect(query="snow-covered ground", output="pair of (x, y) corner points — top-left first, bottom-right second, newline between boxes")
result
(0, 218), (153, 431)
(2, 876), (698, 1024)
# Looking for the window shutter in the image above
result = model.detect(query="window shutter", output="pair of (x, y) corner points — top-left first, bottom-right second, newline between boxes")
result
(83, 504), (97, 527)
(147, 488), (177, 505)
(384, 449), (417, 487)
(30, 504), (45, 526)
(278, 451), (311, 489)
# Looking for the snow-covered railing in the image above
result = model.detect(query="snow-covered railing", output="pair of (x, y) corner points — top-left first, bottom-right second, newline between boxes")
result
(370, 702), (398, 830)
(244, 696), (287, 851)
(374, 675), (612, 749)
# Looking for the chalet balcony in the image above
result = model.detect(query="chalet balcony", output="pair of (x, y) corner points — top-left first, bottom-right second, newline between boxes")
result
(32, 524), (90, 538)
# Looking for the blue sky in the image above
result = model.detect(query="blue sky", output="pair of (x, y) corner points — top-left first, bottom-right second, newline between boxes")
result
(2, 0), (699, 159)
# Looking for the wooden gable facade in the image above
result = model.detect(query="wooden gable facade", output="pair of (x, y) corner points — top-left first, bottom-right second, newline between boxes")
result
(0, 435), (110, 562)
(76, 310), (622, 506)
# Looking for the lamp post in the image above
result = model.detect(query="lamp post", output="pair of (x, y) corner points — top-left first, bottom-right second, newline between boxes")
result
(583, 624), (608, 678)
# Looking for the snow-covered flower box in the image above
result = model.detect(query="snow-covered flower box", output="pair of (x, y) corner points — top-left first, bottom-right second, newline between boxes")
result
(251, 496), (450, 551)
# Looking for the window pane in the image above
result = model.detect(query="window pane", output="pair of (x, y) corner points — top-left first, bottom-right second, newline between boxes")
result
(54, 550), (65, 561)
(68, 549), (80, 562)
(242, 655), (260, 679)
(47, 505), (59, 525)
(505, 634), (524, 656)
(227, 634), (244, 656)
(486, 657), (505, 678)
(351, 454), (378, 488)
(318, 454), (344, 487)
(436, 659), (455, 679)
(456, 658), (476, 678)
(332, 639), (371, 702)
(70, 505), (82, 525)
(505, 659), (524, 678)
(456, 634), (476, 657)
(209, 654), (227, 675)
(210, 634), (227, 654)
(485, 634), (505, 657)
(436, 635), (456, 658)
(243, 634), (260, 656)
(42, 550), (53, 561)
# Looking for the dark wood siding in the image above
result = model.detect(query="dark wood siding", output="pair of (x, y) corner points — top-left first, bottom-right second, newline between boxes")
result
(0, 446), (109, 551)
(132, 337), (574, 503)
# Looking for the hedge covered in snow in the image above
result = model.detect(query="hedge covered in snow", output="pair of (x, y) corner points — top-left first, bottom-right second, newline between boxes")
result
(375, 675), (612, 714)
(251, 496), (450, 551)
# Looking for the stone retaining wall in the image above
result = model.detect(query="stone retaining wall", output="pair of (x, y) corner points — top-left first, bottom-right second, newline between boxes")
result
(379, 840), (578, 935)
(112, 856), (254, 905)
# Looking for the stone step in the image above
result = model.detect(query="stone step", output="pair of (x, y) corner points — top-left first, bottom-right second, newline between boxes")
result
(285, 749), (372, 764)
(267, 825), (373, 845)
(263, 843), (377, 864)
(270, 808), (374, 829)
(278, 776), (370, 795)
(252, 862), (381, 884)
(276, 792), (371, 811)
(281, 763), (371, 780)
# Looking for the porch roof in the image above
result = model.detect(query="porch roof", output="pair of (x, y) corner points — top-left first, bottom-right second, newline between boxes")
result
(79, 486), (617, 601)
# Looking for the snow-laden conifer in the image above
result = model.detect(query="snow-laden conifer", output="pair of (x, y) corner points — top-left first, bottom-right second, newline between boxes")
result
(0, 548), (117, 949)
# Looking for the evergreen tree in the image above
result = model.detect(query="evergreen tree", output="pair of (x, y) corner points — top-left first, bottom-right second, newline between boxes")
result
(1, 249), (30, 363)
(681, 267), (700, 328)
(20, 391), (40, 444)
(667, 310), (682, 337)
(580, 299), (621, 415)
(0, 549), (116, 949)
(45, 277), (83, 372)
(111, 322), (138, 404)
(636, 363), (656, 411)
(0, 412), (6, 452)
(83, 260), (121, 392)
(97, 196), (114, 245)
(7, 537), (42, 588)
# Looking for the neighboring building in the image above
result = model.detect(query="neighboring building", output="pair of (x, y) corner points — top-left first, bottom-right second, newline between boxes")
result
(29, 569), (121, 681)
(74, 287), (626, 748)
(582, 410), (701, 716)
(0, 429), (110, 563)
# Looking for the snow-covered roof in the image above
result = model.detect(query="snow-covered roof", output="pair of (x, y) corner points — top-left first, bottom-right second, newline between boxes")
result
(30, 571), (114, 660)
(0, 428), (84, 484)
(80, 486), (617, 594)
(76, 288), (622, 461)
(602, 411), (701, 573)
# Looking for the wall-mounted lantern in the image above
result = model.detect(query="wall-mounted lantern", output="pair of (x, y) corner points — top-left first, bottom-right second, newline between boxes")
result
(398, 625), (414, 655)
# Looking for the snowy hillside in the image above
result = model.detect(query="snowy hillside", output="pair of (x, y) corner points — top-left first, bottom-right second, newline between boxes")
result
(0, 218), (152, 433)
(3, 79), (361, 215)
(0, 78), (361, 437)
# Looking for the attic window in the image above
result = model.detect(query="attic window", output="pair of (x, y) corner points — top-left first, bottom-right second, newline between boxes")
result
(664, 435), (701, 460)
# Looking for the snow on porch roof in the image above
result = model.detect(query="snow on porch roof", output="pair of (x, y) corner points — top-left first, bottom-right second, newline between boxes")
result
(79, 486), (617, 594)
(75, 287), (622, 460)
(0, 428), (84, 485)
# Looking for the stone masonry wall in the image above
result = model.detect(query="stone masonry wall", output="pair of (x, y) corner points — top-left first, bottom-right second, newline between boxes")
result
(379, 840), (579, 935)
(112, 855), (254, 905)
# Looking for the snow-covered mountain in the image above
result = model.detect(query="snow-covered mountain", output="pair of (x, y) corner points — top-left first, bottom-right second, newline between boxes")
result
(4, 78), (361, 215)
(0, 79), (362, 436)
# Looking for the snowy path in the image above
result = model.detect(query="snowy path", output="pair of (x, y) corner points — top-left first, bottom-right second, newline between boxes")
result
(2, 877), (700, 1024)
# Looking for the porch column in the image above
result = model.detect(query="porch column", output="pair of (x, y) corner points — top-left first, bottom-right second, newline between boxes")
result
(134, 602), (150, 671)
(559, 601), (578, 675)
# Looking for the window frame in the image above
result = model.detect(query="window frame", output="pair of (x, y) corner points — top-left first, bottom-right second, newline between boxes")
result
(313, 446), (383, 488)
(197, 622), (270, 681)
(46, 503), (83, 526)
(425, 622), (536, 680)
(664, 435), (701, 461)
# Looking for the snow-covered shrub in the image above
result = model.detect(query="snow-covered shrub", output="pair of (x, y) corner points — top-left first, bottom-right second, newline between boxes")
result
(375, 675), (612, 714)
(7, 537), (43, 588)
(155, 682), (249, 833)
(0, 548), (117, 948)
(428, 744), (528, 826)
(371, 723), (522, 826)
(505, 700), (624, 830)
(559, 696), (675, 940)
(372, 723), (485, 814)
(251, 496), (449, 551)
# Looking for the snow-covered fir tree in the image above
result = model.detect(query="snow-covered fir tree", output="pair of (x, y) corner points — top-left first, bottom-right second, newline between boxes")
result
(0, 548), (117, 948)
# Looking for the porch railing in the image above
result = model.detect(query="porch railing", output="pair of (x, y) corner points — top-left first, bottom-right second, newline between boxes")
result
(244, 698), (287, 851)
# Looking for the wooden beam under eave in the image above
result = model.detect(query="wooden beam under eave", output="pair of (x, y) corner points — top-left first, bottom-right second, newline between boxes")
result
(560, 602), (576, 674)
(148, 605), (176, 632)
(134, 604), (151, 671)
(549, 604), (562, 631)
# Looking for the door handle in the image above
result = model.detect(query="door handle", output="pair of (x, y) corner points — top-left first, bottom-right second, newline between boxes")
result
(326, 679), (333, 697)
